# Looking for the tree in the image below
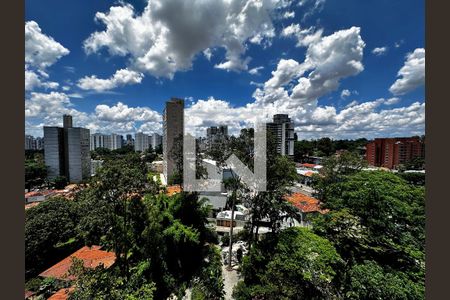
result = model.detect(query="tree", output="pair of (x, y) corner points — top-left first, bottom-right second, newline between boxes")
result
(346, 260), (424, 299)
(234, 227), (342, 300)
(25, 197), (81, 278)
(312, 171), (425, 296)
(25, 151), (47, 189)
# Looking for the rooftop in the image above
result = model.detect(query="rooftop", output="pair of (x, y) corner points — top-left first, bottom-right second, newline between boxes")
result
(166, 185), (182, 196)
(39, 246), (116, 280)
(285, 192), (328, 214)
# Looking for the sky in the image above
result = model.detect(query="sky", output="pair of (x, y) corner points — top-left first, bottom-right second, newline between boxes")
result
(25, 0), (425, 140)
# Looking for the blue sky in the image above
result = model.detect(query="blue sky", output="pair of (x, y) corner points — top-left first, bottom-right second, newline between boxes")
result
(25, 0), (425, 139)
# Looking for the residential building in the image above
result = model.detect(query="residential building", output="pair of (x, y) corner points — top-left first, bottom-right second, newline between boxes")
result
(135, 132), (150, 152)
(151, 133), (162, 150)
(39, 245), (116, 281)
(44, 126), (65, 178)
(25, 135), (44, 150)
(90, 133), (112, 151)
(163, 98), (184, 181)
(126, 134), (134, 147)
(266, 114), (295, 157)
(110, 134), (123, 150)
(25, 135), (35, 150)
(44, 115), (91, 183)
(66, 127), (91, 182)
(366, 137), (425, 169)
(206, 125), (228, 150)
(35, 137), (44, 150)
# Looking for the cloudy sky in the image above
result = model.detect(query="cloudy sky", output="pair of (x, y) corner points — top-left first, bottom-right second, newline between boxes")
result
(25, 0), (425, 139)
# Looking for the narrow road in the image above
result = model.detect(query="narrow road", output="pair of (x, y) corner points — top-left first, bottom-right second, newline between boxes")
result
(222, 264), (239, 300)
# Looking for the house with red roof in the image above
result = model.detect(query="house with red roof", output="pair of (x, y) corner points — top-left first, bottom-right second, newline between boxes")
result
(285, 192), (328, 226)
(39, 245), (116, 281)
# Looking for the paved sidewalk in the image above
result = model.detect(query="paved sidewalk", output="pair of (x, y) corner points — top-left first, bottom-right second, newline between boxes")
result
(222, 264), (239, 300)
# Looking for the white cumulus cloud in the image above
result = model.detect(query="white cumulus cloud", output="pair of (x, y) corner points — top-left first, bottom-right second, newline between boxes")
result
(83, 0), (287, 78)
(77, 68), (144, 92)
(389, 48), (425, 95)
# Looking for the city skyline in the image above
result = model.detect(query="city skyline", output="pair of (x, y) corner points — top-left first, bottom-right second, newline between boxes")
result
(25, 0), (424, 140)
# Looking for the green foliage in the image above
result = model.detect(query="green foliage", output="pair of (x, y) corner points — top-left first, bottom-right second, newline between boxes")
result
(25, 151), (47, 189)
(234, 227), (342, 300)
(25, 197), (81, 278)
(69, 261), (156, 300)
(397, 172), (425, 186)
(347, 261), (424, 299)
(294, 138), (368, 161)
(312, 170), (425, 298)
(52, 175), (68, 189)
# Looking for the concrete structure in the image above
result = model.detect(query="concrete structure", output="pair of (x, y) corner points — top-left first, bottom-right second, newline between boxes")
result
(44, 115), (91, 183)
(66, 127), (91, 182)
(44, 127), (65, 178)
(151, 133), (162, 150)
(90, 133), (112, 151)
(135, 132), (150, 152)
(266, 114), (295, 157)
(163, 98), (184, 181)
(25, 135), (44, 150)
(110, 134), (123, 150)
(366, 137), (425, 169)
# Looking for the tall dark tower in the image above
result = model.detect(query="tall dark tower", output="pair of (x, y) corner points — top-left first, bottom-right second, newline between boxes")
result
(63, 114), (73, 128)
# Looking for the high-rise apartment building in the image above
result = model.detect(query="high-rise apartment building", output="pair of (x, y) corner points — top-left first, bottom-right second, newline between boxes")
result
(25, 135), (44, 150)
(266, 114), (295, 157)
(206, 125), (228, 150)
(90, 133), (112, 151)
(111, 134), (123, 150)
(25, 135), (35, 150)
(44, 115), (91, 183)
(135, 132), (150, 152)
(126, 134), (134, 146)
(163, 98), (184, 181)
(151, 133), (162, 150)
(366, 137), (425, 169)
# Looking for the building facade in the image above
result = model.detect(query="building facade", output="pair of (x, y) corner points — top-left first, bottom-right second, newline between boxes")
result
(366, 137), (425, 169)
(43, 127), (65, 179)
(110, 134), (123, 150)
(266, 114), (295, 157)
(163, 98), (184, 181)
(151, 133), (162, 150)
(44, 115), (91, 183)
(135, 132), (150, 152)
(206, 125), (228, 150)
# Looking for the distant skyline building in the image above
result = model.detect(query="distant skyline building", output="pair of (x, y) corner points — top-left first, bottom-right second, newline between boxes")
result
(25, 135), (44, 150)
(206, 125), (228, 150)
(110, 134), (123, 150)
(266, 114), (295, 157)
(135, 132), (150, 152)
(163, 98), (184, 181)
(90, 133), (111, 151)
(44, 115), (91, 183)
(366, 137), (425, 169)
(151, 133), (162, 150)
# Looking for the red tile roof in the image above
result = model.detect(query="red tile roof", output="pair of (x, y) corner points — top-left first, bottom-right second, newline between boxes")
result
(25, 290), (35, 299)
(285, 193), (328, 214)
(166, 185), (182, 196)
(39, 246), (116, 280)
(300, 163), (317, 168)
(25, 190), (56, 198)
(47, 287), (75, 300)
(25, 202), (41, 210)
